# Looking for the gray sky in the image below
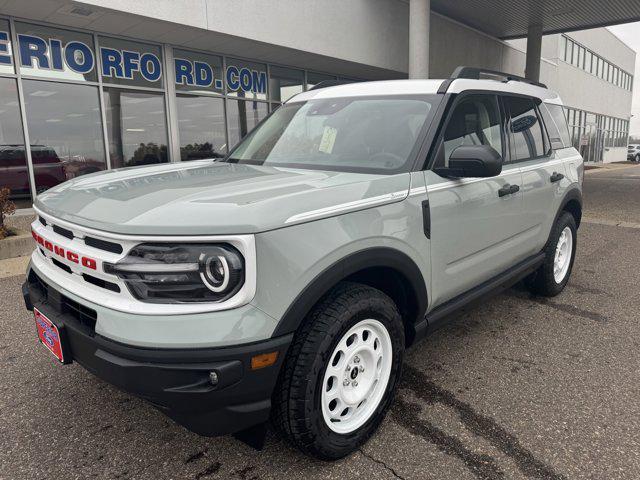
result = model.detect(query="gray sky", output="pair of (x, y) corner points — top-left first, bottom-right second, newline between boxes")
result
(607, 22), (640, 137)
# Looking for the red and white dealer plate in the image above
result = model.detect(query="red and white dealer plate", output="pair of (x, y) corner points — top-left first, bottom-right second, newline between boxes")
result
(34, 308), (65, 363)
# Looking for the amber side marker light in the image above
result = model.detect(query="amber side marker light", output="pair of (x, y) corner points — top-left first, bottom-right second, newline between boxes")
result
(251, 351), (279, 370)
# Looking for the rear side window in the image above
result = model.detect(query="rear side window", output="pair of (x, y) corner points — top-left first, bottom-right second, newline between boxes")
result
(540, 103), (571, 149)
(434, 94), (503, 168)
(504, 96), (547, 162)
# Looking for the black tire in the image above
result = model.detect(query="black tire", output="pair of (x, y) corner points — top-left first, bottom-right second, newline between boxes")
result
(272, 282), (405, 460)
(526, 211), (577, 296)
(635, 154), (640, 163)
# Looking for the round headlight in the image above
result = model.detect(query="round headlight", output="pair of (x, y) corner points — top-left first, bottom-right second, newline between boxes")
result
(199, 254), (230, 292)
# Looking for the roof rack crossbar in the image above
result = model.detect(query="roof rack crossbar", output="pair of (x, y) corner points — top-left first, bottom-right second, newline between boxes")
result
(448, 66), (547, 89)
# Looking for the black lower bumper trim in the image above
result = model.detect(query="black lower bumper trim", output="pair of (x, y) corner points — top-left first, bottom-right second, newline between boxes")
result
(23, 276), (292, 437)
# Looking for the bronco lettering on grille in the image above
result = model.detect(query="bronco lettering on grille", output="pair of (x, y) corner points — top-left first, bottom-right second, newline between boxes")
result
(32, 230), (97, 270)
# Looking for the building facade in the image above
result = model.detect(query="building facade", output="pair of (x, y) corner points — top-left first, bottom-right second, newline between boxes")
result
(0, 0), (635, 207)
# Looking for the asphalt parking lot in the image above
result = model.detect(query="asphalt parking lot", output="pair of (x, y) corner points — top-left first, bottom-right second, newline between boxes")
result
(1, 165), (639, 480)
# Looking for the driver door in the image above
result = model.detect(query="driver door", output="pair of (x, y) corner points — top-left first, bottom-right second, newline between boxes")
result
(424, 93), (527, 308)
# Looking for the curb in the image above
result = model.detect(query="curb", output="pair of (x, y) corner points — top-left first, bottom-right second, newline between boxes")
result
(0, 233), (35, 261)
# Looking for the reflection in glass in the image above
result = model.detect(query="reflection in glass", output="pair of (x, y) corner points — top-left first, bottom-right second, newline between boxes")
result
(269, 66), (304, 102)
(0, 19), (14, 75)
(504, 96), (545, 161)
(98, 36), (163, 88)
(176, 94), (227, 160)
(0, 78), (31, 206)
(226, 58), (267, 101)
(174, 49), (223, 94)
(103, 88), (168, 168)
(22, 79), (106, 193)
(226, 99), (268, 149)
(16, 22), (97, 82)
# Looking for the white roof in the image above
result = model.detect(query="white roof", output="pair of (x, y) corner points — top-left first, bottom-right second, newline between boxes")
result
(290, 78), (563, 105)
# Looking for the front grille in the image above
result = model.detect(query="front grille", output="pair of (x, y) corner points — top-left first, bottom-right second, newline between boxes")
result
(82, 273), (121, 293)
(51, 258), (72, 274)
(53, 224), (74, 240)
(43, 217), (125, 256)
(84, 236), (123, 254)
(28, 270), (97, 334)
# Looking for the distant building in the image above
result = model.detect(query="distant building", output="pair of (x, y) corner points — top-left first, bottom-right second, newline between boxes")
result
(0, 1), (635, 206)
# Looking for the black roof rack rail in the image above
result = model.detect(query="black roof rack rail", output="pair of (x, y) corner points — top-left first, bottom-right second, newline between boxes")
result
(308, 79), (356, 91)
(439, 66), (547, 93)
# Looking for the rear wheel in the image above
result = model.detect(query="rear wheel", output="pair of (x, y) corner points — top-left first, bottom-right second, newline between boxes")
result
(635, 153), (640, 162)
(272, 282), (404, 460)
(526, 211), (577, 296)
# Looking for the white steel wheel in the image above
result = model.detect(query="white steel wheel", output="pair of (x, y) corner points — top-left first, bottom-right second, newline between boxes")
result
(553, 226), (573, 283)
(321, 318), (393, 434)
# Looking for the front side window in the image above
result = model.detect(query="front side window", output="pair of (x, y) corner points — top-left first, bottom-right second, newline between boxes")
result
(227, 96), (437, 174)
(434, 94), (503, 168)
(504, 96), (547, 162)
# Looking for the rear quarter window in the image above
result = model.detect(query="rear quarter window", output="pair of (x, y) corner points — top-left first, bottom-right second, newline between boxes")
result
(540, 103), (572, 149)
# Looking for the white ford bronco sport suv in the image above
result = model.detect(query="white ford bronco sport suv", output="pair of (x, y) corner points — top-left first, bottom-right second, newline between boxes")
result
(23, 67), (583, 459)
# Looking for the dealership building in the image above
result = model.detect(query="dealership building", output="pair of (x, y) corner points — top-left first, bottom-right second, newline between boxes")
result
(0, 0), (637, 207)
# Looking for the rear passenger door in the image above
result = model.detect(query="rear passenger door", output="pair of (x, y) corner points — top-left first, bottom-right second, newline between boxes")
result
(503, 96), (570, 256)
(424, 93), (526, 307)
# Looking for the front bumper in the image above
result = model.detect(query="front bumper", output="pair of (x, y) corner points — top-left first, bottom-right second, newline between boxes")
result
(23, 271), (292, 437)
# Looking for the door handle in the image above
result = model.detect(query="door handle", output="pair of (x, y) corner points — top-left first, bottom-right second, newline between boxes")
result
(498, 184), (520, 197)
(550, 172), (564, 183)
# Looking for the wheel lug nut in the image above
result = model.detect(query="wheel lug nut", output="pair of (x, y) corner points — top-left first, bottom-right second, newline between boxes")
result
(345, 365), (351, 372)
(359, 365), (364, 372)
(354, 356), (360, 364)
(352, 381), (358, 387)
(343, 379), (350, 386)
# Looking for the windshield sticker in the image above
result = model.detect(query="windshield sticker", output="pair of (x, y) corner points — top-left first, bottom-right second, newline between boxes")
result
(318, 126), (337, 154)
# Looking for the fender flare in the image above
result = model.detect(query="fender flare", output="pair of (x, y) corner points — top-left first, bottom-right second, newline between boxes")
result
(271, 247), (428, 337)
(556, 186), (583, 227)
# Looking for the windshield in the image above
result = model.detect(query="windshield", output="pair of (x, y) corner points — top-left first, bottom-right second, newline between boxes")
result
(224, 95), (439, 174)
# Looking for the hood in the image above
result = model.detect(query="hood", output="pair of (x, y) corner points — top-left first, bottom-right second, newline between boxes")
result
(35, 160), (410, 235)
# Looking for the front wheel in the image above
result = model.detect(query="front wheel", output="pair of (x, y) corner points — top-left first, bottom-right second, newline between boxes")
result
(526, 212), (577, 296)
(272, 282), (404, 460)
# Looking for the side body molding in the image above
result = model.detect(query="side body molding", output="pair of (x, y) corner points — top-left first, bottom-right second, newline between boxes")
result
(271, 247), (428, 338)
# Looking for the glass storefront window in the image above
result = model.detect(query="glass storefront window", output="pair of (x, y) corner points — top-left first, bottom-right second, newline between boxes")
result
(174, 49), (223, 95)
(16, 22), (97, 82)
(22, 79), (106, 193)
(269, 66), (304, 102)
(103, 88), (168, 168)
(0, 19), (14, 75)
(226, 99), (268, 148)
(226, 58), (267, 100)
(0, 78), (31, 207)
(306, 71), (336, 89)
(176, 94), (227, 160)
(98, 36), (163, 88)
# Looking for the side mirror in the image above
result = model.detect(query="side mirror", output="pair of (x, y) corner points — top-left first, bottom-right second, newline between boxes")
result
(439, 145), (503, 178)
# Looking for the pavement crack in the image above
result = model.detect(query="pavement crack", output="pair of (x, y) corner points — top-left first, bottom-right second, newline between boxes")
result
(400, 364), (567, 480)
(359, 448), (406, 480)
(195, 461), (222, 479)
(392, 398), (506, 480)
(185, 448), (208, 464)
